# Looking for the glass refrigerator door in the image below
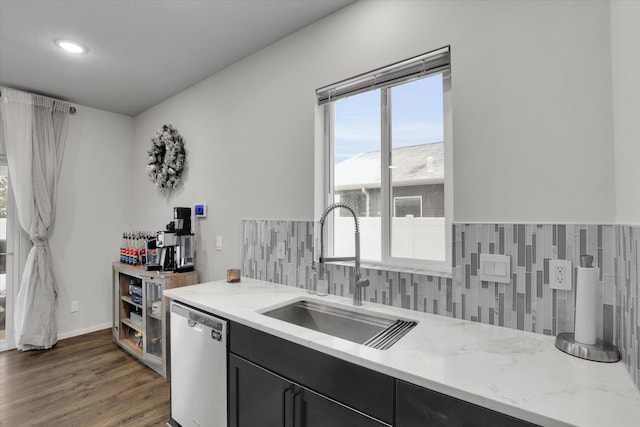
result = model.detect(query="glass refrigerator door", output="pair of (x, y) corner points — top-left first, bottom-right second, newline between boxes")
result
(145, 280), (164, 360)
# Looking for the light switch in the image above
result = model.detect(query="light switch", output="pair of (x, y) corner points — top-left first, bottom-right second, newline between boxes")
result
(479, 254), (511, 284)
(215, 235), (222, 251)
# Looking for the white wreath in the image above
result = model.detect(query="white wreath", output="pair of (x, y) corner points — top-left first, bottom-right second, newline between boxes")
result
(146, 124), (186, 191)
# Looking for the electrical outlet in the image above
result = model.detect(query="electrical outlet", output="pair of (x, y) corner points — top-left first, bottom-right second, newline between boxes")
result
(549, 259), (572, 290)
(71, 300), (79, 313)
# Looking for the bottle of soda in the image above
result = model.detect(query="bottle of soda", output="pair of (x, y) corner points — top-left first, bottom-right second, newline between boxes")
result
(120, 232), (126, 263)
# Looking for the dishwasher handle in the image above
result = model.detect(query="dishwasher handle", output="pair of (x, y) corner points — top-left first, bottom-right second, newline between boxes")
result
(171, 301), (226, 334)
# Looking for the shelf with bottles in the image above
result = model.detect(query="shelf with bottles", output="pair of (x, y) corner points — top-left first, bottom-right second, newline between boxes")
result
(112, 262), (200, 377)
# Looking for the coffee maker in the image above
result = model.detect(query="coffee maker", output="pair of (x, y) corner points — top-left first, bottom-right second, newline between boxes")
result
(152, 207), (195, 273)
(173, 207), (195, 272)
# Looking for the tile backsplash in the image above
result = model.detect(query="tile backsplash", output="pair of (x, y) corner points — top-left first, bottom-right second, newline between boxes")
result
(615, 226), (639, 387)
(453, 224), (615, 339)
(241, 219), (639, 391)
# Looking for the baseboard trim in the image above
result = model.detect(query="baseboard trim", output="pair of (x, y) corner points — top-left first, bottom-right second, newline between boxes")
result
(0, 322), (112, 352)
(57, 322), (112, 340)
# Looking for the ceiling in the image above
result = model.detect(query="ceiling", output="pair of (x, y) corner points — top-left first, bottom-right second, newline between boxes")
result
(0, 0), (354, 117)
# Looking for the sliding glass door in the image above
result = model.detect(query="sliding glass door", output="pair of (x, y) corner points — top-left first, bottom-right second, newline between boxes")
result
(0, 163), (8, 348)
(0, 159), (20, 351)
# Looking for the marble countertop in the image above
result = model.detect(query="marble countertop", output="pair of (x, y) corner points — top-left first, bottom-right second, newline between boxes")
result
(164, 278), (640, 427)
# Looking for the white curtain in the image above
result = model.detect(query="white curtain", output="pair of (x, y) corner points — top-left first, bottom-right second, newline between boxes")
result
(0, 87), (69, 350)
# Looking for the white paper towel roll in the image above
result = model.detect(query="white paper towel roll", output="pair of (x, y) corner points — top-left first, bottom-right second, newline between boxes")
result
(574, 266), (599, 345)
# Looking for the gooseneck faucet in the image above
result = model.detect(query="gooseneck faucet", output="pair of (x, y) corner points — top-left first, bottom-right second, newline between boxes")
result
(318, 202), (370, 306)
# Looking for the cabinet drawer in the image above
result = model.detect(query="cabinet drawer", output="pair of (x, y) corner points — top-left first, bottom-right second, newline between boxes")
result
(396, 380), (539, 427)
(229, 321), (394, 424)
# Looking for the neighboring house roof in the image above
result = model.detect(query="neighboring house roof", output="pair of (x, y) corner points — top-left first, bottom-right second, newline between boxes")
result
(335, 142), (444, 190)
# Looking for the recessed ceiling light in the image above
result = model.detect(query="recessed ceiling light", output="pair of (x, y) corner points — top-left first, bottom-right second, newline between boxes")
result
(55, 39), (88, 54)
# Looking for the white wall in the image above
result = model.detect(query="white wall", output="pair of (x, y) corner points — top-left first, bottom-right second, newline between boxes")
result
(611, 0), (640, 225)
(448, 1), (615, 223)
(133, 0), (617, 281)
(50, 105), (133, 338)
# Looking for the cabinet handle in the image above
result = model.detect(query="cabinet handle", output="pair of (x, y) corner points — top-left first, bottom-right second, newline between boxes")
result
(281, 385), (293, 427)
(292, 388), (302, 427)
(290, 387), (300, 427)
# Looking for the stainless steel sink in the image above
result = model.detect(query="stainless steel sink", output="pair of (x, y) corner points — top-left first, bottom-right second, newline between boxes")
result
(261, 300), (416, 350)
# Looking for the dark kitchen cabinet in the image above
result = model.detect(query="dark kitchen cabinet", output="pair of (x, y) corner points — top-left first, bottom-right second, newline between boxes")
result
(229, 354), (388, 427)
(295, 383), (388, 427)
(395, 380), (539, 427)
(229, 321), (393, 427)
(229, 354), (290, 427)
(228, 321), (539, 427)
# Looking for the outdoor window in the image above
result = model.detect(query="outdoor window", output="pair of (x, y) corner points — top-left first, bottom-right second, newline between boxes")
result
(393, 196), (422, 218)
(316, 47), (452, 272)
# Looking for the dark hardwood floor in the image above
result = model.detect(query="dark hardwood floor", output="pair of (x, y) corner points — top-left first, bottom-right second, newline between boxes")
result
(0, 328), (170, 426)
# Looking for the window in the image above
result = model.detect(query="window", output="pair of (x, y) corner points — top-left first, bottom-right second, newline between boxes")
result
(316, 47), (452, 272)
(394, 196), (422, 218)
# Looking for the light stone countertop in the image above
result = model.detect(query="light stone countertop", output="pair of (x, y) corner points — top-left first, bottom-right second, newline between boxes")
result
(164, 278), (640, 427)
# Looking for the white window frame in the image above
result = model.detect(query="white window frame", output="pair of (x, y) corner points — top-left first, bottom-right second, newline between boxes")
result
(314, 48), (453, 274)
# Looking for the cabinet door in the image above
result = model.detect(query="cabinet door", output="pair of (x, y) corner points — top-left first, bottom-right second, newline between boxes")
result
(395, 380), (538, 427)
(295, 386), (389, 427)
(143, 279), (164, 361)
(229, 354), (292, 427)
(229, 354), (390, 427)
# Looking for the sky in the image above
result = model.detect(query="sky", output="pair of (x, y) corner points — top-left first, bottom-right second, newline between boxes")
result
(334, 73), (444, 164)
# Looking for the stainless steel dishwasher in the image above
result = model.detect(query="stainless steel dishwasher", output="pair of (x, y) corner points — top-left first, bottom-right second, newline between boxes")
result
(169, 301), (227, 427)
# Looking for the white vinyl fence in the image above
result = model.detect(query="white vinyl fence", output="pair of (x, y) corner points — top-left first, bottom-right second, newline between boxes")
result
(333, 216), (445, 262)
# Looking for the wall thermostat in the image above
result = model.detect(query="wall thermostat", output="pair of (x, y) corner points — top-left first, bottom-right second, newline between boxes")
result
(194, 204), (207, 218)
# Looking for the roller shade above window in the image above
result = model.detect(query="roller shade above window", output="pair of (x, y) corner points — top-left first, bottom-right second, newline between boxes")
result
(316, 46), (450, 105)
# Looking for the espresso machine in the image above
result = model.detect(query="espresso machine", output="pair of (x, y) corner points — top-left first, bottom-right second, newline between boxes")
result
(150, 207), (195, 273)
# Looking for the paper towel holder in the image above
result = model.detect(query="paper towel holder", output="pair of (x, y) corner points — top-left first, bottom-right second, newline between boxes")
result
(555, 332), (620, 362)
(555, 254), (620, 363)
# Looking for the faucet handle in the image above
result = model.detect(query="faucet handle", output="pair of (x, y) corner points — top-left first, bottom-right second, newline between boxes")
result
(356, 279), (370, 289)
(353, 278), (370, 306)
